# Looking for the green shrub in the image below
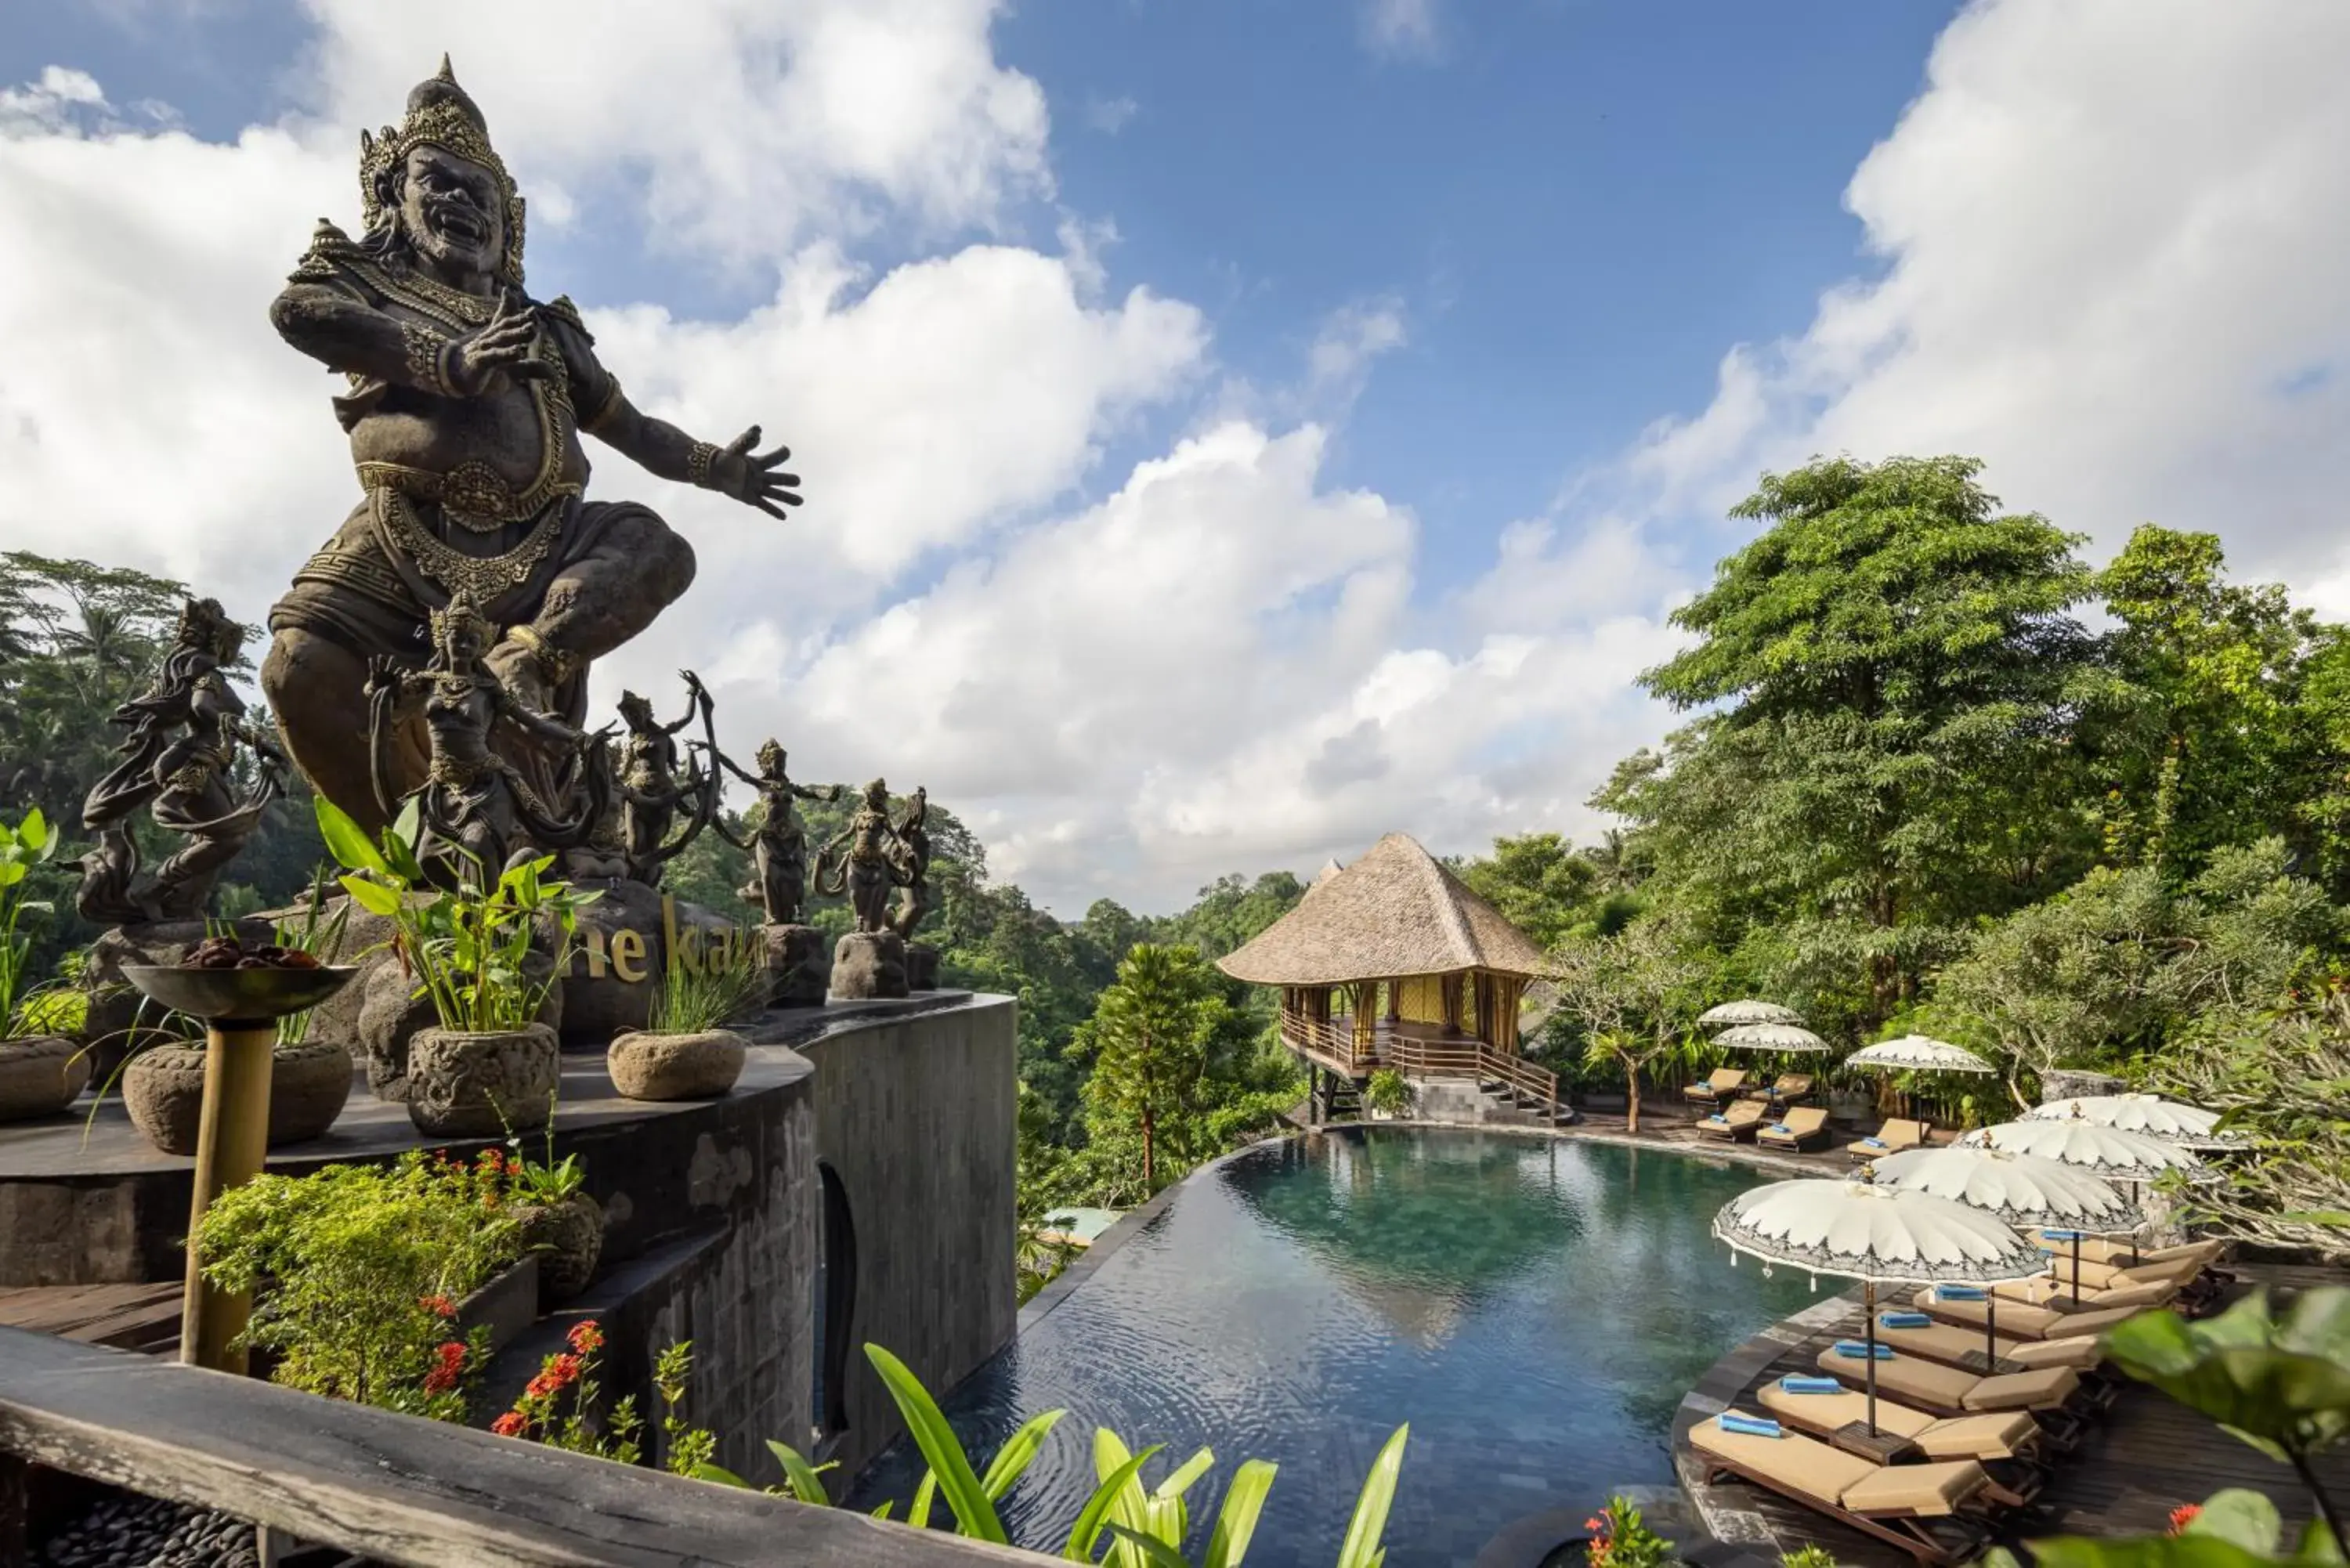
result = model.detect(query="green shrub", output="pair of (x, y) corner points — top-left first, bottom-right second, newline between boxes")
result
(1364, 1069), (1411, 1116)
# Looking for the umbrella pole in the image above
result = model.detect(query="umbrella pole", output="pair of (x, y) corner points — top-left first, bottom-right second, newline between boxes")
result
(2072, 1233), (2084, 1301)
(1864, 1280), (1879, 1437)
(2128, 1182), (2142, 1266)
(1985, 1288), (1998, 1366)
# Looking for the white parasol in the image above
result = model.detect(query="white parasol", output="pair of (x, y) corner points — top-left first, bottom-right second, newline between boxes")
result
(1844, 1036), (1994, 1075)
(2022, 1093), (2243, 1151)
(1712, 1178), (2049, 1435)
(1700, 1000), (1805, 1029)
(1715, 1021), (1829, 1053)
(1958, 1119), (2208, 1179)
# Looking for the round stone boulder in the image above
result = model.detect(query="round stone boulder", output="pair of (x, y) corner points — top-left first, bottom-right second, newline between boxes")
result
(606, 1028), (747, 1101)
(0, 1035), (91, 1123)
(830, 930), (908, 1000)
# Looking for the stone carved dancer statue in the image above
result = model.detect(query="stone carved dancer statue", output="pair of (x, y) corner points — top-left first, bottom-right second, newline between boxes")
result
(363, 592), (607, 887)
(613, 672), (716, 886)
(713, 741), (841, 926)
(78, 599), (288, 923)
(889, 786), (932, 940)
(813, 779), (908, 934)
(262, 56), (803, 835)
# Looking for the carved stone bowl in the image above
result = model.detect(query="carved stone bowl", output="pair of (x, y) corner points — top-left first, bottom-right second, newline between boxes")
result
(118, 965), (359, 1026)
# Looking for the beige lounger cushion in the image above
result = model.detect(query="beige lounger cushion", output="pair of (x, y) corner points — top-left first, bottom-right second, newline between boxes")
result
(1842, 1460), (1988, 1516)
(2030, 1232), (2223, 1270)
(1820, 1346), (2078, 1413)
(1875, 1317), (2096, 1371)
(1759, 1107), (1831, 1144)
(1692, 1418), (1873, 1508)
(1907, 1411), (2040, 1462)
(1755, 1386), (2035, 1461)
(1914, 1287), (2145, 1341)
(1687, 1069), (1747, 1098)
(1963, 1365), (2079, 1412)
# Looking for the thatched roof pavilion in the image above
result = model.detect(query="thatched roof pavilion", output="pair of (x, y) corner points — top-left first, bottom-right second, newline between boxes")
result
(1218, 833), (1557, 1117)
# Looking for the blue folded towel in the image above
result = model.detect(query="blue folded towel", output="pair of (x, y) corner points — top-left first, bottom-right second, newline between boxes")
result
(1705, 1114), (1728, 1125)
(1935, 1284), (1988, 1301)
(1778, 1375), (1845, 1395)
(1857, 1136), (1886, 1147)
(1770, 1123), (1793, 1134)
(2043, 1229), (2084, 1242)
(1834, 1339), (1896, 1360)
(1880, 1311), (1932, 1328)
(1719, 1414), (1783, 1438)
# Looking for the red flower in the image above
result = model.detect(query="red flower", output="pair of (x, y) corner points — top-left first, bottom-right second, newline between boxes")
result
(418, 1294), (456, 1319)
(491, 1411), (528, 1437)
(1584, 1518), (1607, 1534)
(2170, 1504), (2203, 1536)
(422, 1341), (467, 1394)
(526, 1373), (556, 1399)
(567, 1321), (603, 1355)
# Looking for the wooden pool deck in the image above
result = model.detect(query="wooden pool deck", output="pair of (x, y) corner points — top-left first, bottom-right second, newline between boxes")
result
(1672, 1265), (2350, 1567)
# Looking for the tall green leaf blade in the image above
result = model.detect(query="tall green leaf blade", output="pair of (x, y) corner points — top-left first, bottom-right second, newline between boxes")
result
(1104, 1524), (1197, 1568)
(1064, 1445), (1164, 1563)
(980, 1408), (1068, 1501)
(765, 1439), (839, 1506)
(1335, 1425), (1408, 1568)
(863, 1345), (1007, 1543)
(314, 795), (387, 875)
(1203, 1459), (1278, 1568)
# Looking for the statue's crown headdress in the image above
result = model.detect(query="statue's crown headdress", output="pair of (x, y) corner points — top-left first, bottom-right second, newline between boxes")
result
(358, 56), (526, 285)
(757, 739), (786, 773)
(428, 591), (490, 647)
(176, 597), (240, 657)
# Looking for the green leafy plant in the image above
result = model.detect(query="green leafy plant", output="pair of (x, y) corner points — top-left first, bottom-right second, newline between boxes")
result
(2100, 1288), (2350, 1541)
(1363, 1069), (1410, 1117)
(490, 1319), (645, 1461)
(193, 1151), (521, 1418)
(271, 863), (354, 1046)
(1780, 1548), (1838, 1568)
(319, 795), (594, 1034)
(646, 930), (766, 1035)
(0, 807), (63, 1039)
(1584, 1495), (1673, 1568)
(1999, 1486), (2341, 1568)
(723, 1341), (1405, 1566)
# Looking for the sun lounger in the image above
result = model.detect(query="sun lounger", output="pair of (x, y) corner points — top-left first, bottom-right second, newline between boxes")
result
(1685, 1068), (1749, 1106)
(2039, 1252), (2206, 1292)
(1847, 1118), (1928, 1163)
(1756, 1379), (2047, 1505)
(1688, 1411), (2001, 1565)
(1817, 1344), (2084, 1425)
(1994, 1272), (2176, 1313)
(1871, 1313), (2103, 1375)
(2027, 1231), (2226, 1271)
(1910, 1284), (2148, 1342)
(1744, 1072), (1817, 1107)
(1697, 1100), (1769, 1142)
(1757, 1106), (1833, 1151)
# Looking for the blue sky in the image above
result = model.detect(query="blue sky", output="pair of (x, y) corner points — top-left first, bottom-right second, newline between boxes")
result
(4, 2), (2345, 911)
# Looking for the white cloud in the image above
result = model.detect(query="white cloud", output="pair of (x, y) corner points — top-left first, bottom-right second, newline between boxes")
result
(1361, 0), (1441, 61)
(1622, 0), (2350, 592)
(1083, 94), (1138, 135)
(295, 0), (1053, 265)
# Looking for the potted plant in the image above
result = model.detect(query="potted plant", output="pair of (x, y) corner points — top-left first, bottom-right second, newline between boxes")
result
(321, 799), (591, 1138)
(608, 934), (761, 1101)
(118, 876), (356, 1153)
(1363, 1068), (1411, 1121)
(0, 808), (89, 1123)
(488, 1137), (603, 1307)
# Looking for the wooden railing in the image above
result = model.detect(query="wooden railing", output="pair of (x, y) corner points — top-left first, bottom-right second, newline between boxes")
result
(1277, 1016), (1559, 1119)
(0, 1326), (1043, 1568)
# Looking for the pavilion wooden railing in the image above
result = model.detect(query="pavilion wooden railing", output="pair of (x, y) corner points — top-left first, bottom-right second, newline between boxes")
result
(1277, 1014), (1560, 1121)
(0, 1325), (1044, 1568)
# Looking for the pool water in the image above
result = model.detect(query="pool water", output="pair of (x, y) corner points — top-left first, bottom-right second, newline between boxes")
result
(850, 1128), (1818, 1567)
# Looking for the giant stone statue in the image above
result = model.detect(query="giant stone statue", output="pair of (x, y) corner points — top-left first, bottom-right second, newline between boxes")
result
(260, 57), (801, 830)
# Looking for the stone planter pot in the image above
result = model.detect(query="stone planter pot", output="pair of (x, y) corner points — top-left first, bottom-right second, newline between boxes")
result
(512, 1190), (603, 1307)
(606, 1028), (747, 1101)
(267, 1040), (355, 1146)
(406, 1024), (560, 1139)
(124, 1039), (363, 1154)
(0, 1035), (89, 1123)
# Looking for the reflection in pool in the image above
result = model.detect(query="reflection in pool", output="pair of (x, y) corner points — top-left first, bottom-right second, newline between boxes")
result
(850, 1128), (1818, 1567)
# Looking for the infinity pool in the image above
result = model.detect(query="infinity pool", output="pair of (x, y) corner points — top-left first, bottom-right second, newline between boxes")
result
(851, 1128), (1816, 1566)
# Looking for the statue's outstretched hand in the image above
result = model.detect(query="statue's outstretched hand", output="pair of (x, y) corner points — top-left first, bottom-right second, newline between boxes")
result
(709, 426), (803, 519)
(363, 654), (402, 695)
(449, 290), (552, 394)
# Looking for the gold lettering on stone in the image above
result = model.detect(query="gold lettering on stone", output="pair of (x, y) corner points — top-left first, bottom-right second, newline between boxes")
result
(611, 928), (649, 984)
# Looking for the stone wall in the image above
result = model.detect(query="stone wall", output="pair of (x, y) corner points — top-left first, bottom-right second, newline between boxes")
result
(777, 995), (1019, 1483)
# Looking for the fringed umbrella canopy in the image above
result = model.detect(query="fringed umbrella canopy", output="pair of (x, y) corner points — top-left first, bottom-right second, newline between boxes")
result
(1712, 1179), (2052, 1286)
(1844, 1035), (1994, 1075)
(1865, 1146), (2141, 1230)
(1958, 1119), (2211, 1181)
(1715, 1021), (1829, 1053)
(1699, 1000), (1804, 1028)
(2023, 1093), (2242, 1151)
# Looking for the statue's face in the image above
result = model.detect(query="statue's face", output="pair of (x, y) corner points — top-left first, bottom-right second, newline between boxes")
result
(401, 144), (504, 278)
(619, 694), (652, 728)
(444, 619), (489, 662)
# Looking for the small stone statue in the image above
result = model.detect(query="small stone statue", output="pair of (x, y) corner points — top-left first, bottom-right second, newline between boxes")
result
(613, 672), (715, 886)
(78, 599), (287, 923)
(714, 740), (840, 926)
(814, 779), (908, 935)
(363, 592), (606, 886)
(889, 786), (931, 941)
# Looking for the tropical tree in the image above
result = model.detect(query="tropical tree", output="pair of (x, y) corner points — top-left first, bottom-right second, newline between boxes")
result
(1548, 916), (1711, 1132)
(1081, 944), (1231, 1192)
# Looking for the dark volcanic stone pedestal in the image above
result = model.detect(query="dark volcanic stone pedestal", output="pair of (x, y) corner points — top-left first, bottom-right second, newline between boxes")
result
(905, 942), (939, 992)
(830, 931), (908, 1000)
(761, 923), (830, 1007)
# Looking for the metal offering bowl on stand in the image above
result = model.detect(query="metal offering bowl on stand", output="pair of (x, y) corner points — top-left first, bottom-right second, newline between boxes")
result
(116, 963), (361, 1374)
(118, 964), (358, 1025)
